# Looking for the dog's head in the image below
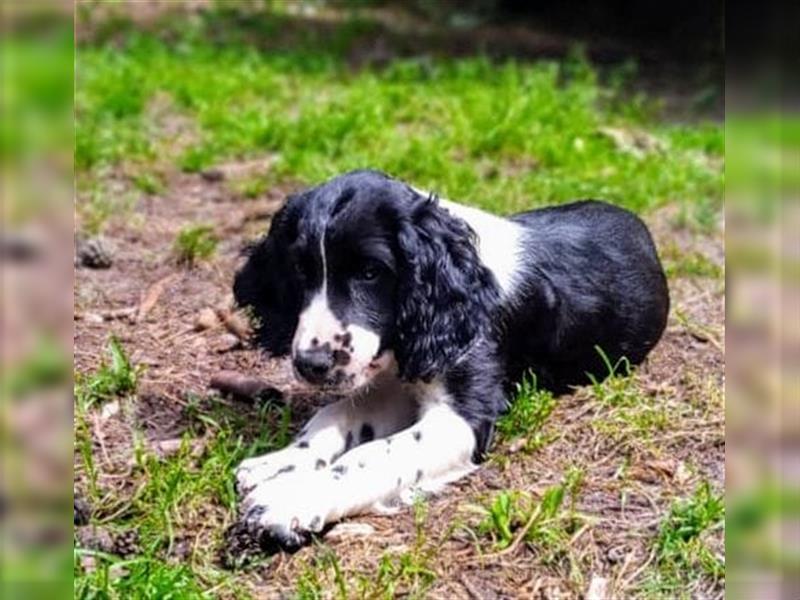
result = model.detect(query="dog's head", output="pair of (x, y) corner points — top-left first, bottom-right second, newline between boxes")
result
(234, 170), (499, 392)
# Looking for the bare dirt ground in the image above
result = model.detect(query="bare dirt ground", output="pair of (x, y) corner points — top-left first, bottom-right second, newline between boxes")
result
(73, 163), (724, 598)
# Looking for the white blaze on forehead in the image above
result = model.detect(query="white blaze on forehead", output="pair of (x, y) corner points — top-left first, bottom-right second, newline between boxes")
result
(290, 224), (386, 389)
(293, 228), (340, 352)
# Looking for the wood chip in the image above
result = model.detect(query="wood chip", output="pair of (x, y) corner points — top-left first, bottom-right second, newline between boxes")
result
(323, 522), (376, 542)
(75, 307), (137, 322)
(216, 308), (252, 341)
(154, 437), (206, 459)
(194, 307), (219, 331)
(508, 437), (528, 453)
(209, 370), (282, 401)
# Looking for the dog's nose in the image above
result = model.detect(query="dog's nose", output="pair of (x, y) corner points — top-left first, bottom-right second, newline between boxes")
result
(293, 348), (334, 384)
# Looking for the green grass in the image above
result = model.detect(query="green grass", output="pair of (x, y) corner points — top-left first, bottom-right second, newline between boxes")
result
(74, 552), (206, 600)
(587, 348), (674, 443)
(662, 244), (723, 279)
(496, 371), (556, 450)
(76, 13), (722, 221)
(131, 171), (165, 195)
(229, 174), (270, 199)
(73, 337), (294, 598)
(173, 224), (218, 267)
(640, 482), (724, 598)
(75, 336), (139, 409)
(471, 472), (586, 573)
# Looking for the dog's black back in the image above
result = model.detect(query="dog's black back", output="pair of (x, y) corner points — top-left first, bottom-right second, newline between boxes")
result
(501, 200), (669, 392)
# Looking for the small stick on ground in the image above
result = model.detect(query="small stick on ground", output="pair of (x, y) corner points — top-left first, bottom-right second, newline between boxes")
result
(209, 370), (282, 401)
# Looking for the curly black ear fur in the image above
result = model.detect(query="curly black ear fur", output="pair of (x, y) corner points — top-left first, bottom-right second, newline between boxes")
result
(395, 194), (500, 381)
(233, 200), (301, 356)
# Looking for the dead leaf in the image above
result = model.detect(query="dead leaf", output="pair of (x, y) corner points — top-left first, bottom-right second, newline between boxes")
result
(648, 458), (677, 478)
(137, 275), (176, 322)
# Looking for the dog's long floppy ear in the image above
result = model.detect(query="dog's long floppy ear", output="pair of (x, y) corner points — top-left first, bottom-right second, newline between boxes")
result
(395, 194), (500, 381)
(233, 199), (302, 357)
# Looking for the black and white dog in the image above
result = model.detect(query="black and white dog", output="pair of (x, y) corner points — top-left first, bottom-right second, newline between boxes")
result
(232, 169), (669, 550)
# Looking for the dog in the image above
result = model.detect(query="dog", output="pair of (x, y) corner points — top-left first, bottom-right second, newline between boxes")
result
(232, 169), (669, 550)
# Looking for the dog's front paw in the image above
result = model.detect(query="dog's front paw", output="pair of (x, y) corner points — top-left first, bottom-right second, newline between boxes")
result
(240, 478), (332, 553)
(235, 450), (303, 496)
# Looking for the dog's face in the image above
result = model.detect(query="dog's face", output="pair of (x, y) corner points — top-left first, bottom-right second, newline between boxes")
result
(234, 170), (499, 393)
(283, 183), (401, 390)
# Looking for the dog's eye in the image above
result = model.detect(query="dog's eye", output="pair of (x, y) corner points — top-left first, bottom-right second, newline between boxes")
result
(357, 261), (381, 282)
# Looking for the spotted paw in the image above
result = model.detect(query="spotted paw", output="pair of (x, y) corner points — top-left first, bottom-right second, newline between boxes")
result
(242, 505), (311, 552)
(240, 477), (332, 553)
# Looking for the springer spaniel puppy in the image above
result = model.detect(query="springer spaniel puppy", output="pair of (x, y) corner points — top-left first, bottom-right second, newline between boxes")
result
(233, 169), (669, 550)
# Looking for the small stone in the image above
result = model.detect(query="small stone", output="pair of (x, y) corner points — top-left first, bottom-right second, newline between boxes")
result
(194, 307), (219, 331)
(606, 545), (627, 563)
(76, 236), (113, 269)
(100, 401), (120, 421)
(154, 437), (205, 459)
(79, 555), (96, 573)
(74, 497), (91, 526)
(586, 575), (609, 600)
(508, 437), (528, 453)
(200, 168), (225, 182)
(75, 525), (115, 553)
(215, 333), (241, 350)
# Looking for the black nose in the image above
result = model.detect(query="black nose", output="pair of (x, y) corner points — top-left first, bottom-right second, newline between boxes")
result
(293, 348), (334, 384)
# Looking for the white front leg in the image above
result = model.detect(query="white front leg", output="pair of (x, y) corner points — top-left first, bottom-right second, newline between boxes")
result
(242, 387), (477, 548)
(327, 399), (478, 520)
(236, 377), (417, 494)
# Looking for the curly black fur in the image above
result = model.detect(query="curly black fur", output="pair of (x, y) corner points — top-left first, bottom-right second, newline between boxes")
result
(394, 193), (500, 381)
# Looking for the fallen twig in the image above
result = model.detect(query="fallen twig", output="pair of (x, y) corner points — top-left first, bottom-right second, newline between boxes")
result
(75, 307), (137, 322)
(459, 575), (486, 600)
(209, 370), (282, 401)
